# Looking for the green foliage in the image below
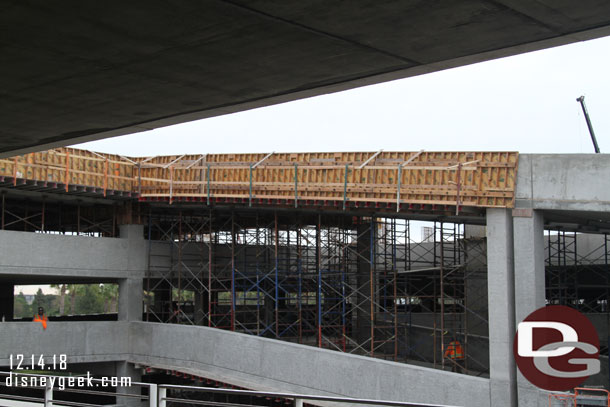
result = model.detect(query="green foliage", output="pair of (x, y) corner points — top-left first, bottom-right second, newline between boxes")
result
(13, 292), (31, 319)
(13, 284), (119, 318)
(75, 285), (105, 314)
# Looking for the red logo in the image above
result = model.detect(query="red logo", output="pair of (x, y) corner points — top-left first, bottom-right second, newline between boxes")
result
(514, 305), (600, 391)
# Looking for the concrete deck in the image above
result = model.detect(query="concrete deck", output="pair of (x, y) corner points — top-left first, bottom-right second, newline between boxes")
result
(3, 3), (610, 156)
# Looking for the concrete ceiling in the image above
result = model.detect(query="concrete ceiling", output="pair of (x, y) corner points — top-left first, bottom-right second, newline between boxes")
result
(3, 1), (610, 157)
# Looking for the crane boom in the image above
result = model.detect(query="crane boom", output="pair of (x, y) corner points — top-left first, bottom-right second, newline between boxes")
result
(576, 95), (601, 153)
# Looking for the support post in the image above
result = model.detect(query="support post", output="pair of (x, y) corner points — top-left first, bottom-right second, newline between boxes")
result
(119, 278), (143, 321)
(44, 381), (53, 407)
(513, 208), (546, 406)
(486, 208), (517, 407)
(116, 361), (141, 407)
(512, 209), (545, 323)
(119, 224), (145, 322)
(274, 212), (279, 338)
(149, 383), (158, 407)
(158, 387), (167, 407)
(355, 220), (374, 351)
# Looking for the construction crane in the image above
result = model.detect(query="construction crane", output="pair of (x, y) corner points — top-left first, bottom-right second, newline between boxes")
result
(576, 95), (601, 153)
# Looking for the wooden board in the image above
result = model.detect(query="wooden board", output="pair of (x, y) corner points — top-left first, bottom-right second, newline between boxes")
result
(0, 148), (519, 208)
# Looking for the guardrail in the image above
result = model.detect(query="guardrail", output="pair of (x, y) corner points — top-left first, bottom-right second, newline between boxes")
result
(0, 371), (462, 407)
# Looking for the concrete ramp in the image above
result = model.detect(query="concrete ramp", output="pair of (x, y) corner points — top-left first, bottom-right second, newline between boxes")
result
(0, 321), (490, 406)
(129, 322), (490, 407)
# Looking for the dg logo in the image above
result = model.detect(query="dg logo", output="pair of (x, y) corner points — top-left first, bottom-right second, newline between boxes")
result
(514, 305), (600, 391)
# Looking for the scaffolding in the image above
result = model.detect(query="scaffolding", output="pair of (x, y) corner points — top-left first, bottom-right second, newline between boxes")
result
(546, 230), (610, 313)
(144, 208), (489, 375)
(0, 193), (122, 237)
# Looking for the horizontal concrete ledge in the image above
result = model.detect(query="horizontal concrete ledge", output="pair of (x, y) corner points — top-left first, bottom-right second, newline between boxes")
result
(0, 321), (490, 407)
(0, 230), (146, 281)
(516, 154), (610, 212)
(0, 321), (130, 366)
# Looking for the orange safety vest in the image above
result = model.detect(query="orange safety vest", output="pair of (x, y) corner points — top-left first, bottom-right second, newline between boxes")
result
(33, 314), (48, 330)
(444, 340), (464, 360)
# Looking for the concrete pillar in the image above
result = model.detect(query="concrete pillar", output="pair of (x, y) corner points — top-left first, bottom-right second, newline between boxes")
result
(119, 278), (143, 321)
(513, 209), (546, 406)
(115, 361), (142, 406)
(463, 227), (490, 370)
(512, 209), (545, 323)
(486, 208), (517, 407)
(0, 283), (14, 321)
(194, 288), (207, 326)
(355, 221), (373, 347)
(119, 224), (145, 322)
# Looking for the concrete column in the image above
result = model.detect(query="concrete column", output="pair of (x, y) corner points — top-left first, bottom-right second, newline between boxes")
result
(463, 227), (490, 370)
(115, 361), (142, 406)
(0, 283), (14, 321)
(486, 208), (517, 407)
(194, 288), (207, 326)
(120, 224), (144, 240)
(355, 221), (373, 347)
(513, 209), (546, 406)
(119, 224), (145, 322)
(512, 209), (545, 323)
(119, 278), (143, 321)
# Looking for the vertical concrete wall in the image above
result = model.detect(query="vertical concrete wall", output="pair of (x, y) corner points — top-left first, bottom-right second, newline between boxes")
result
(486, 208), (517, 407)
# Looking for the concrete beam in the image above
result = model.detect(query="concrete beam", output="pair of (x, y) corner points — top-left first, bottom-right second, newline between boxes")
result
(0, 230), (146, 282)
(4, 3), (610, 156)
(486, 208), (517, 407)
(515, 154), (610, 213)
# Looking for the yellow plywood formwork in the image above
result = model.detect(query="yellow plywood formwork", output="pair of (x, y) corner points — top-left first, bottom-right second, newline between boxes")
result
(0, 148), (519, 209)
(0, 148), (134, 194)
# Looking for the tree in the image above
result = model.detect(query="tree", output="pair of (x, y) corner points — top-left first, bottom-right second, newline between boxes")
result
(50, 284), (67, 315)
(74, 285), (105, 314)
(67, 284), (81, 315)
(98, 284), (118, 313)
(13, 292), (31, 319)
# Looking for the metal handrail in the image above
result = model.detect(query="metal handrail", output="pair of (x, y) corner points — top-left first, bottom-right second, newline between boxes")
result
(0, 370), (462, 407)
(158, 383), (462, 407)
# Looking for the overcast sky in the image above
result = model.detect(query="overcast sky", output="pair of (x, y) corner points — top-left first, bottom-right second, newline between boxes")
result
(75, 35), (610, 156)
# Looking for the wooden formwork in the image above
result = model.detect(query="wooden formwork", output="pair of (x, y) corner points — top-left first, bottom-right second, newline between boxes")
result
(0, 148), (519, 209)
(0, 148), (134, 194)
(138, 150), (518, 208)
